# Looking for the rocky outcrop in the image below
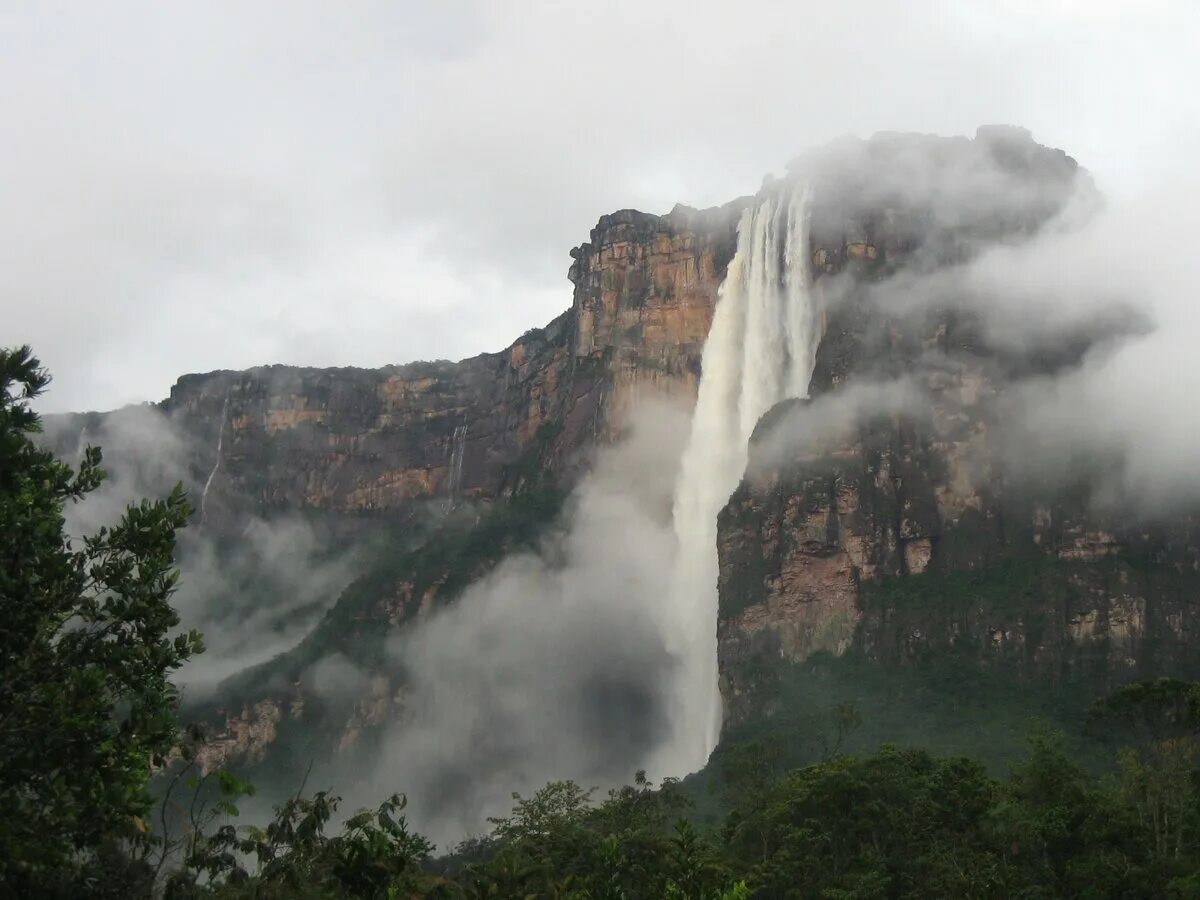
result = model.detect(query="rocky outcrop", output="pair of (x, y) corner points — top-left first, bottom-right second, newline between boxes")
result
(570, 205), (742, 428)
(714, 130), (1200, 725)
(194, 699), (286, 772)
(98, 203), (744, 540)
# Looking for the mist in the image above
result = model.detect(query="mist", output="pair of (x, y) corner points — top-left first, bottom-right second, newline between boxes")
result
(38, 389), (697, 845)
(42, 405), (359, 699)
(974, 180), (1200, 513)
(747, 377), (933, 477)
(332, 400), (692, 846)
(917, 172), (1199, 513)
(753, 134), (1200, 522)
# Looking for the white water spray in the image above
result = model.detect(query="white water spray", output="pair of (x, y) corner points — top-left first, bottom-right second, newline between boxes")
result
(660, 183), (820, 772)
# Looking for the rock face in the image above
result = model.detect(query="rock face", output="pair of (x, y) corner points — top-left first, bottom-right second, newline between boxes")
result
(164, 319), (585, 527)
(59, 126), (1193, 771)
(138, 203), (743, 535)
(717, 340), (1200, 716)
(571, 205), (742, 427)
(714, 129), (1200, 725)
(47, 198), (744, 771)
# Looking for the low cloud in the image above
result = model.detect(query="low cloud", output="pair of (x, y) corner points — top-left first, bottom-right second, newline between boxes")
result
(764, 147), (1200, 521)
(938, 168), (1200, 514)
(329, 399), (692, 846)
(43, 386), (699, 846)
(43, 404), (358, 700)
(746, 378), (932, 477)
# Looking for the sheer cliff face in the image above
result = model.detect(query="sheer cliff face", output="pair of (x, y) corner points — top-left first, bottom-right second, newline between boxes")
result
(156, 204), (740, 532)
(571, 206), (741, 428)
(714, 314), (1200, 722)
(713, 133), (1200, 725)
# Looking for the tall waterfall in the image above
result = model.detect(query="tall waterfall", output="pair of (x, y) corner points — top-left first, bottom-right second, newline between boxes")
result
(662, 183), (820, 771)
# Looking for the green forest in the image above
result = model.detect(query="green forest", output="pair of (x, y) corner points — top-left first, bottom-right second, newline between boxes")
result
(8, 342), (1200, 900)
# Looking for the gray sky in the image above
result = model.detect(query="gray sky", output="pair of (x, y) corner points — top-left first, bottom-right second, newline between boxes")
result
(4, 0), (1196, 412)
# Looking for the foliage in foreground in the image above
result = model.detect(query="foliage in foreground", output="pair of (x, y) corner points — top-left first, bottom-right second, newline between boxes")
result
(0, 346), (202, 894)
(151, 713), (1200, 899)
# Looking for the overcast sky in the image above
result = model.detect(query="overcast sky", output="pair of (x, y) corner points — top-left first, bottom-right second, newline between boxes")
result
(3, 0), (1196, 412)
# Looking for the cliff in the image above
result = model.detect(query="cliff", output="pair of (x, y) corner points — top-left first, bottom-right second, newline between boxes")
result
(55, 125), (1185, 783)
(152, 201), (742, 534)
(43, 193), (746, 779)
(714, 131), (1200, 729)
(138, 125), (1083, 533)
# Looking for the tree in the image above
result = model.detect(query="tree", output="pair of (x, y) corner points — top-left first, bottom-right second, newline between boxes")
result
(989, 726), (1156, 897)
(485, 780), (595, 846)
(735, 746), (1001, 898)
(1093, 680), (1200, 860)
(0, 346), (202, 894)
(175, 791), (437, 899)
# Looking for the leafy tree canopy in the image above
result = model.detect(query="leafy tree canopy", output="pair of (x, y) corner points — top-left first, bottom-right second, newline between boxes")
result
(0, 346), (201, 894)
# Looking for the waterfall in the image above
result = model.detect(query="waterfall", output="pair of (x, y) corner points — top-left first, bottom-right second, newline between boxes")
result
(662, 183), (819, 772)
(199, 393), (230, 528)
(445, 424), (468, 509)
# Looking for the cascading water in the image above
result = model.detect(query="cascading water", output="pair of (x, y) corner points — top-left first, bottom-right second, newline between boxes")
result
(445, 424), (468, 510)
(199, 392), (230, 528)
(661, 183), (820, 772)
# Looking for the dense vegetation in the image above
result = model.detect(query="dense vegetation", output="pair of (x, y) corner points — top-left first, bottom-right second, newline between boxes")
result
(0, 346), (202, 895)
(156, 712), (1200, 898)
(8, 344), (1200, 898)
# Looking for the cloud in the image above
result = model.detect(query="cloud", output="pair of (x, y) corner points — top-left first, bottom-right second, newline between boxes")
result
(979, 179), (1200, 513)
(756, 135), (1200, 520)
(42, 404), (358, 700)
(5, 2), (1198, 412)
(747, 378), (933, 477)
(306, 398), (693, 846)
(944, 166), (1200, 514)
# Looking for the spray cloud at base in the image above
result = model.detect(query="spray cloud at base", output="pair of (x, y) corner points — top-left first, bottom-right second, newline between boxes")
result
(334, 400), (690, 845)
